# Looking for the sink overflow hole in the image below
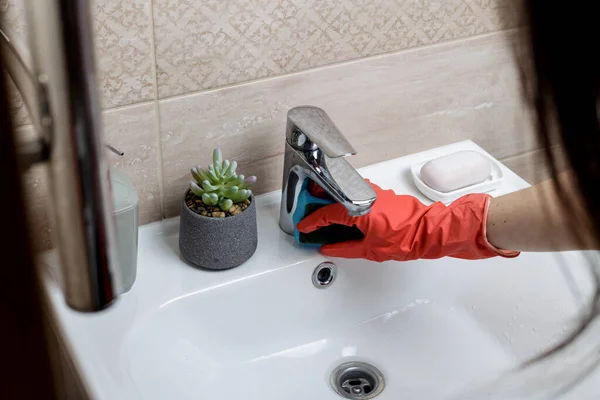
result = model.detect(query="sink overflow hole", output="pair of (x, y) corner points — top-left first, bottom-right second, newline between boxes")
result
(312, 262), (337, 289)
(330, 362), (385, 399)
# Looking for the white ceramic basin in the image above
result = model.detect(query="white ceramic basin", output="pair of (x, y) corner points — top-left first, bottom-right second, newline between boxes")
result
(42, 141), (598, 400)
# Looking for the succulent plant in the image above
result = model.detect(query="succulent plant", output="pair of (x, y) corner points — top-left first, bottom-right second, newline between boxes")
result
(189, 149), (257, 211)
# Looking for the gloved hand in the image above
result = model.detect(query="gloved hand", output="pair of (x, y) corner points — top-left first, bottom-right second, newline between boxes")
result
(296, 182), (519, 262)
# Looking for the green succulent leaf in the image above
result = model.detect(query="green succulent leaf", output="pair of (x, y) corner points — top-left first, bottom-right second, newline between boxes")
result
(207, 165), (220, 183)
(230, 189), (250, 202)
(213, 148), (223, 166)
(213, 148), (222, 170)
(223, 186), (239, 198)
(224, 175), (244, 188)
(224, 174), (237, 183)
(190, 181), (205, 197)
(240, 175), (257, 189)
(190, 168), (203, 184)
(202, 180), (218, 192)
(218, 198), (233, 211)
(221, 160), (231, 177)
(202, 193), (217, 205)
(227, 161), (237, 177)
(196, 167), (210, 182)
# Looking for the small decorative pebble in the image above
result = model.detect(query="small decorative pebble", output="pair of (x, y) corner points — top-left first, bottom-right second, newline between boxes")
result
(185, 191), (252, 218)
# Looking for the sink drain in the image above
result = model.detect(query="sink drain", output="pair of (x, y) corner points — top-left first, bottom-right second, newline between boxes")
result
(312, 262), (337, 289)
(330, 361), (385, 399)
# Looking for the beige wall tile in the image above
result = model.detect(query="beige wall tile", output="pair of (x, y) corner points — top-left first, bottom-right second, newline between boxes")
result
(22, 164), (52, 253)
(152, 0), (521, 98)
(19, 102), (161, 251)
(501, 145), (568, 185)
(15, 125), (52, 252)
(1, 0), (155, 122)
(103, 103), (162, 224)
(159, 30), (534, 217)
(0, 0), (27, 37)
(92, 0), (155, 107)
(1, 0), (32, 125)
(6, 75), (31, 126)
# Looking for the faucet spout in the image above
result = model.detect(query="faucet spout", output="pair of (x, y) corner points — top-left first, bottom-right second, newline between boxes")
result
(279, 106), (376, 235)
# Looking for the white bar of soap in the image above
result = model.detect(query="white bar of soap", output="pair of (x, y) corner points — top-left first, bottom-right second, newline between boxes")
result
(420, 150), (492, 193)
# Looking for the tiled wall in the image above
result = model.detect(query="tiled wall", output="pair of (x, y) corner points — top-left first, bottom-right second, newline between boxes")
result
(151, 0), (520, 97)
(3, 0), (551, 251)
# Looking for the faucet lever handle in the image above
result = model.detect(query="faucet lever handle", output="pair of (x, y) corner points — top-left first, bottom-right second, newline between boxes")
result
(286, 106), (357, 158)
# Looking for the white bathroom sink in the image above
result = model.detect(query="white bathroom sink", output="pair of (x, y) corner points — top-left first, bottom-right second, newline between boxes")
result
(42, 141), (598, 400)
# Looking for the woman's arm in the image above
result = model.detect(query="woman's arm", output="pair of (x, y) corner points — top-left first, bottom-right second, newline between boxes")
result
(298, 171), (598, 262)
(486, 171), (598, 251)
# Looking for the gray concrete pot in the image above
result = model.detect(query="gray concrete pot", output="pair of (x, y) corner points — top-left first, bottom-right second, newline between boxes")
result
(179, 191), (258, 270)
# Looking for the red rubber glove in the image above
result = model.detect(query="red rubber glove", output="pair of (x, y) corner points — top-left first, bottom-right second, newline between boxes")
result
(296, 182), (519, 262)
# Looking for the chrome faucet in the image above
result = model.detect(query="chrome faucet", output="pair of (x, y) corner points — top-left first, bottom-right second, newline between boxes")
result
(279, 106), (377, 235)
(1, 0), (120, 312)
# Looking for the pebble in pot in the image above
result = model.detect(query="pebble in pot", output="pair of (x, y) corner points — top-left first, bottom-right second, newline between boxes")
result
(179, 149), (258, 270)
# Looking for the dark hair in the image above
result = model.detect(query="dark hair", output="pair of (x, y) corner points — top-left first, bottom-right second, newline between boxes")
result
(486, 1), (600, 398)
(524, 0), (600, 239)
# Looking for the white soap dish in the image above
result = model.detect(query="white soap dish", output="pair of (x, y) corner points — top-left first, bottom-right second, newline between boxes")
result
(411, 150), (504, 203)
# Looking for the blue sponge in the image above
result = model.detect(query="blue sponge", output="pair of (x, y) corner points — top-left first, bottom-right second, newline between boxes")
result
(292, 180), (365, 247)
(292, 180), (335, 247)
